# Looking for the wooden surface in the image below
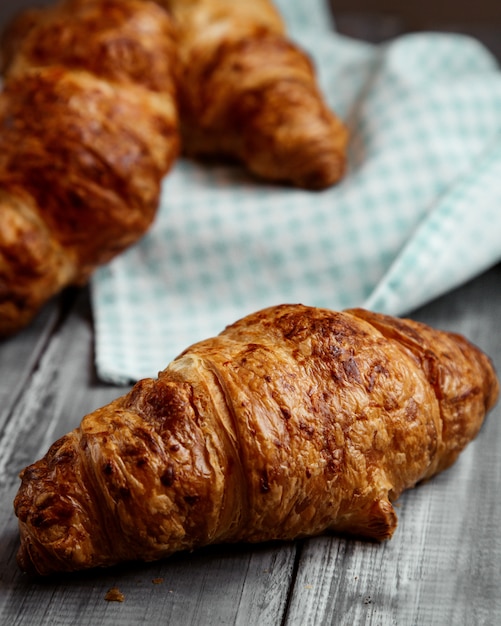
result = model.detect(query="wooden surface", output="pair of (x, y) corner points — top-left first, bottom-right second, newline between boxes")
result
(1, 266), (500, 625)
(1, 3), (501, 625)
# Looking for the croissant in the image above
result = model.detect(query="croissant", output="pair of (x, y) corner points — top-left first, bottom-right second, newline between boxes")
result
(0, 0), (180, 337)
(14, 304), (499, 575)
(159, 0), (348, 189)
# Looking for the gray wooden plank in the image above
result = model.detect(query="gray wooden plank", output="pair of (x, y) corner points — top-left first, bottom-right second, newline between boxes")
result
(0, 299), (61, 433)
(2, 543), (297, 626)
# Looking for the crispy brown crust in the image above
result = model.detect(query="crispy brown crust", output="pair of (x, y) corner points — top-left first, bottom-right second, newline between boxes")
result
(14, 305), (499, 574)
(0, 0), (180, 337)
(160, 0), (348, 189)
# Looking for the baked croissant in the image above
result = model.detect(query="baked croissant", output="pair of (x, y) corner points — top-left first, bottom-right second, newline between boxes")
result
(14, 304), (499, 575)
(0, 0), (179, 337)
(160, 0), (348, 189)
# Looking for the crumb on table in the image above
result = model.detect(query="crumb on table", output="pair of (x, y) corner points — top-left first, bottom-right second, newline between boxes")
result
(105, 587), (125, 602)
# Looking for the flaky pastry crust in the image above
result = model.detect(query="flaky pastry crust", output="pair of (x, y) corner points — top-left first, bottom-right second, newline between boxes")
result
(14, 305), (499, 575)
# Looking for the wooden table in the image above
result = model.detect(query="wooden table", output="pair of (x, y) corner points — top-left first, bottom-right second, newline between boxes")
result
(1, 265), (500, 625)
(1, 3), (501, 625)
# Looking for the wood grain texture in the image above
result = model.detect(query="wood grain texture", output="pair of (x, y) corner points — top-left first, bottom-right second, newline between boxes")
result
(0, 266), (500, 625)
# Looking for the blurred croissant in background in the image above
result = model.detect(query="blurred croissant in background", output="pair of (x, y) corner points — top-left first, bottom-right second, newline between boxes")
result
(0, 0), (180, 337)
(161, 0), (348, 189)
(0, 0), (348, 338)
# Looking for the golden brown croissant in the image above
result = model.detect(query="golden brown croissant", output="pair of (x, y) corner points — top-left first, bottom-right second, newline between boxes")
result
(14, 304), (499, 575)
(159, 0), (348, 189)
(0, 0), (179, 337)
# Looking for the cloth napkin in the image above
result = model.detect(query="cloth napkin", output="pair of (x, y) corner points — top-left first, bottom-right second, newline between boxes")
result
(91, 0), (501, 384)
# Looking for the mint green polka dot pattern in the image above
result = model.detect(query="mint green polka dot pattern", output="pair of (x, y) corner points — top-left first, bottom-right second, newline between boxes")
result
(92, 1), (501, 383)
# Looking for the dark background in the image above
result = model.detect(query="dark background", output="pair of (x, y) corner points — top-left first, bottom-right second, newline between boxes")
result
(329, 0), (501, 61)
